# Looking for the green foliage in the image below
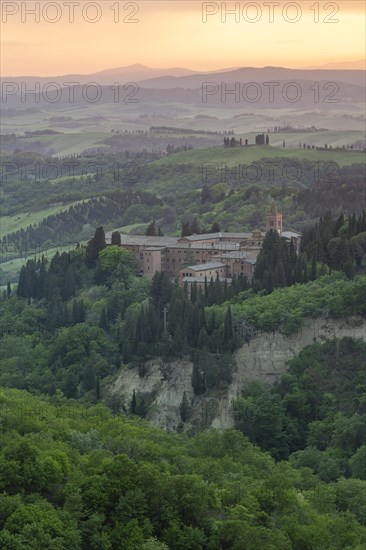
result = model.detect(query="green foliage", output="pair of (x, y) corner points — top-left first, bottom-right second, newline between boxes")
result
(85, 226), (106, 268)
(179, 392), (191, 422)
(4, 240), (366, 404)
(146, 220), (163, 236)
(0, 314), (118, 397)
(0, 500), (81, 549)
(191, 350), (233, 396)
(99, 245), (137, 283)
(234, 338), (366, 474)
(0, 388), (365, 548)
(1, 231), (365, 546)
(350, 446), (366, 480)
(301, 210), (366, 277)
(254, 230), (300, 291)
(212, 273), (366, 335)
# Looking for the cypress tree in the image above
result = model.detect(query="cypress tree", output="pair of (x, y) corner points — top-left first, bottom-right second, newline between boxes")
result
(311, 253), (317, 280)
(303, 263), (308, 283)
(111, 231), (121, 245)
(191, 352), (206, 395)
(138, 396), (148, 418)
(99, 306), (108, 329)
(289, 240), (297, 284)
(145, 220), (157, 236)
(179, 392), (190, 422)
(62, 265), (76, 301)
(96, 376), (101, 400)
(94, 259), (106, 285)
(94, 226), (106, 252)
(45, 272), (60, 301)
(85, 240), (98, 268)
(72, 299), (78, 324)
(208, 311), (216, 335)
(181, 222), (190, 237)
(84, 362), (96, 392)
(17, 266), (28, 298)
(85, 226), (106, 268)
(78, 299), (85, 323)
(224, 306), (234, 351)
(46, 294), (65, 331)
(38, 258), (47, 299)
(191, 282), (197, 303)
(131, 390), (137, 415)
(275, 260), (287, 287)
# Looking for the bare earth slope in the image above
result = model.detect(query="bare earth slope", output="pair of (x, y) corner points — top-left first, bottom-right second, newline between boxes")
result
(109, 316), (366, 432)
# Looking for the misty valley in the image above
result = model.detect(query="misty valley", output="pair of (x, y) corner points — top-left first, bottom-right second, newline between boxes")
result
(0, 61), (365, 549)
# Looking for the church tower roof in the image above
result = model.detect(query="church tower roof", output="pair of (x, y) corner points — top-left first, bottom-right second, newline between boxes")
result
(270, 201), (278, 215)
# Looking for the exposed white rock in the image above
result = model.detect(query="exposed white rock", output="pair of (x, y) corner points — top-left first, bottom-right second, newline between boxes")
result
(108, 316), (366, 432)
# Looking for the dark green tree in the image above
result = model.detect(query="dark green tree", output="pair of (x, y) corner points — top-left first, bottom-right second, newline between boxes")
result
(179, 392), (191, 422)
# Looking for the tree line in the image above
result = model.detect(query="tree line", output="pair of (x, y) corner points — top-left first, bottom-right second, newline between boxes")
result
(2, 191), (162, 255)
(253, 210), (366, 293)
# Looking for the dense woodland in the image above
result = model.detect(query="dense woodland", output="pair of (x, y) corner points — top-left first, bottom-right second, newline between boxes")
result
(234, 338), (366, 464)
(0, 218), (365, 547)
(4, 217), (364, 400)
(1, 140), (366, 547)
(253, 210), (366, 292)
(1, 191), (163, 255)
(1, 387), (366, 549)
(1, 148), (364, 263)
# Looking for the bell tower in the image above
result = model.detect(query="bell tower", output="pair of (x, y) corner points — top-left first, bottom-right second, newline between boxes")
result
(266, 202), (282, 234)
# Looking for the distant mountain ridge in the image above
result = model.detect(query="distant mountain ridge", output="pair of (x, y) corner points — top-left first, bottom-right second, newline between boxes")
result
(1, 64), (364, 89)
(139, 67), (365, 89)
(302, 60), (365, 70)
(0, 64), (197, 87)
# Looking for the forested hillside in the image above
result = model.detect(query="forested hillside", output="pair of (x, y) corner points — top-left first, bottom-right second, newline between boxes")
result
(234, 338), (366, 466)
(1, 216), (365, 548)
(1, 147), (364, 274)
(1, 221), (365, 398)
(1, 387), (366, 549)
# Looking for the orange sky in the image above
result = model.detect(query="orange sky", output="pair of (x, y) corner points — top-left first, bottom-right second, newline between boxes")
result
(1, 1), (365, 75)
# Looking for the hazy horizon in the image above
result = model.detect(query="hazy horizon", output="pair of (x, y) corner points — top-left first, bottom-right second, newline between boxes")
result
(1, 59), (365, 78)
(1, 1), (364, 76)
